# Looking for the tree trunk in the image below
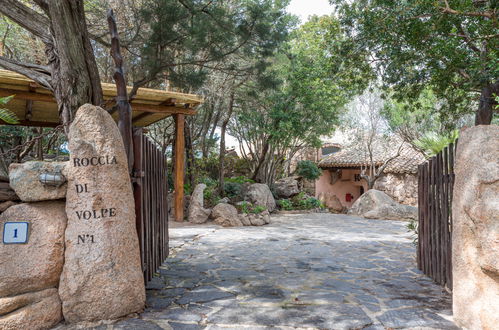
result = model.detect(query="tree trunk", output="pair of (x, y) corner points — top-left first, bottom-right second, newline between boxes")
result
(46, 1), (103, 131)
(0, 0), (103, 132)
(251, 139), (270, 182)
(218, 91), (235, 196)
(108, 9), (133, 170)
(475, 81), (499, 125)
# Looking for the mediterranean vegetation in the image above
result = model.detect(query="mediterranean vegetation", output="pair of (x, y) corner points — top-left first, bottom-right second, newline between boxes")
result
(0, 0), (497, 208)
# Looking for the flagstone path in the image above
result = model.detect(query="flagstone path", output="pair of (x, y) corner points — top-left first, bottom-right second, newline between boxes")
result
(83, 213), (457, 329)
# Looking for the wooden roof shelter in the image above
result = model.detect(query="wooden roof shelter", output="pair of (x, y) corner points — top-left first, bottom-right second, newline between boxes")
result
(0, 69), (202, 223)
(0, 69), (202, 127)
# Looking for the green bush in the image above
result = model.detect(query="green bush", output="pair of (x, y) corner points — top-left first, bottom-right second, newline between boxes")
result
(407, 220), (419, 246)
(237, 202), (266, 214)
(277, 199), (293, 210)
(296, 160), (322, 180)
(224, 182), (242, 198)
(201, 176), (217, 187)
(225, 176), (254, 184)
(298, 197), (322, 210)
(283, 193), (323, 210)
(252, 205), (266, 214)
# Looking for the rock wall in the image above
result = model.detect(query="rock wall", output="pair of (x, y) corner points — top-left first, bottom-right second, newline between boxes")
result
(1, 104), (147, 328)
(0, 202), (66, 330)
(374, 173), (418, 206)
(452, 125), (499, 330)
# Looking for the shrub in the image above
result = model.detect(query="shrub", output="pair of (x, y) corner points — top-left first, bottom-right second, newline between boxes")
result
(224, 182), (242, 198)
(201, 176), (217, 187)
(237, 202), (266, 214)
(252, 205), (266, 214)
(288, 193), (323, 210)
(300, 197), (322, 210)
(407, 220), (418, 246)
(296, 160), (322, 180)
(225, 176), (254, 184)
(277, 199), (293, 210)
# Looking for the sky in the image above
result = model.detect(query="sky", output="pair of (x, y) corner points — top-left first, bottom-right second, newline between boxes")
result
(287, 0), (334, 23)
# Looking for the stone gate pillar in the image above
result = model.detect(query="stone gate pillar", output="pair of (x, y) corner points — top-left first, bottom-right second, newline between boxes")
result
(452, 125), (499, 329)
(59, 104), (145, 322)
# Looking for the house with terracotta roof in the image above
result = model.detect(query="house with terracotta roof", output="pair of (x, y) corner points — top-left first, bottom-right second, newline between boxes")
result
(316, 144), (425, 208)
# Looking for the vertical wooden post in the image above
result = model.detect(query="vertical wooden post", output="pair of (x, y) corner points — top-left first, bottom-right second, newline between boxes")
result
(174, 114), (185, 222)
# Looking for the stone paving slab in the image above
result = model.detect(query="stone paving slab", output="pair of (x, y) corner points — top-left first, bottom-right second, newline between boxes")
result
(54, 213), (456, 329)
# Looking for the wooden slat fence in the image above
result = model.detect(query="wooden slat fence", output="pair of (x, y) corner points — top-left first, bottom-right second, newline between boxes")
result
(133, 128), (169, 284)
(417, 142), (457, 290)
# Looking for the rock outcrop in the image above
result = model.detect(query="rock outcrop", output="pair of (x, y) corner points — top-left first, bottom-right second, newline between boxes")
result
(0, 288), (62, 330)
(211, 203), (243, 227)
(348, 189), (417, 221)
(239, 211), (271, 226)
(9, 161), (68, 202)
(244, 183), (276, 212)
(317, 192), (345, 213)
(452, 125), (499, 330)
(188, 183), (211, 224)
(0, 202), (66, 329)
(0, 202), (66, 297)
(274, 177), (299, 198)
(210, 202), (271, 227)
(59, 104), (145, 322)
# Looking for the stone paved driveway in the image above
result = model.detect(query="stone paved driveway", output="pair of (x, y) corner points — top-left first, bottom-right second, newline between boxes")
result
(122, 213), (456, 329)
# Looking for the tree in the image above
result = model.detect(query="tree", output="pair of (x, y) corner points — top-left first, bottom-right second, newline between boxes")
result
(343, 89), (404, 189)
(0, 0), (103, 130)
(331, 0), (498, 125)
(296, 160), (321, 181)
(229, 15), (368, 185)
(381, 88), (472, 154)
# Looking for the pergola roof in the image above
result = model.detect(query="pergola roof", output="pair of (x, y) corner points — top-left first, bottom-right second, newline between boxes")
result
(0, 69), (203, 127)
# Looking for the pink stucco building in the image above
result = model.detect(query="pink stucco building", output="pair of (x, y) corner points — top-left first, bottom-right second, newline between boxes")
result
(316, 145), (425, 208)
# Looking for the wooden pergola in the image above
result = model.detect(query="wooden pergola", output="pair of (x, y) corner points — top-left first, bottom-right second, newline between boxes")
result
(0, 69), (202, 222)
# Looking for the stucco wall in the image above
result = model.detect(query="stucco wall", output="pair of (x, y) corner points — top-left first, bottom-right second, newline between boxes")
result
(315, 169), (367, 208)
(316, 169), (418, 207)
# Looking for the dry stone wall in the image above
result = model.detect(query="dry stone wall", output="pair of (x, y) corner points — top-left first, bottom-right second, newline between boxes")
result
(374, 173), (418, 206)
(0, 202), (66, 330)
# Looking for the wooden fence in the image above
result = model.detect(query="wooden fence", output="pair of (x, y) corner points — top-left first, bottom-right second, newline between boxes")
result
(417, 142), (457, 290)
(132, 128), (169, 284)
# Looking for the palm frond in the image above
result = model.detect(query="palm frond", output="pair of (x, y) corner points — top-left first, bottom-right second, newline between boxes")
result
(0, 95), (19, 124)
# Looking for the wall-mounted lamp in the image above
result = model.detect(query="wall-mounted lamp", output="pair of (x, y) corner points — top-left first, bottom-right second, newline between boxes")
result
(39, 172), (66, 187)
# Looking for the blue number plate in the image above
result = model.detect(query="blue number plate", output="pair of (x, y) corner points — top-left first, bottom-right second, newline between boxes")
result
(3, 222), (29, 244)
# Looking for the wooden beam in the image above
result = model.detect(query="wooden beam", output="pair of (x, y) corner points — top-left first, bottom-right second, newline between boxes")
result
(132, 112), (154, 124)
(0, 88), (54, 102)
(0, 119), (59, 127)
(0, 88), (197, 116)
(174, 114), (185, 222)
(24, 100), (33, 120)
(130, 103), (196, 115)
